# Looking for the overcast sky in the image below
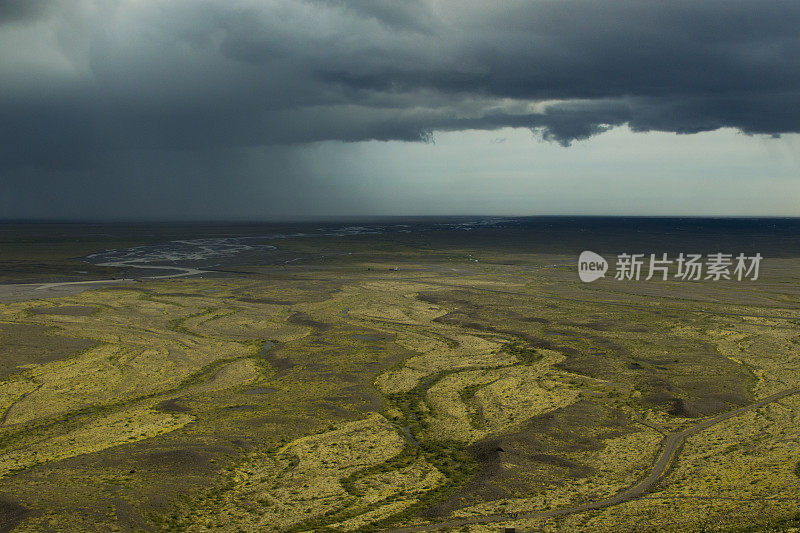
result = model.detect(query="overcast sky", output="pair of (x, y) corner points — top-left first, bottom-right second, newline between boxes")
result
(1, 0), (799, 220)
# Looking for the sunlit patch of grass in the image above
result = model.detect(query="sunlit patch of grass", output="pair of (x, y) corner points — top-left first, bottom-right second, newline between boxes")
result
(172, 414), (408, 531)
(0, 406), (193, 479)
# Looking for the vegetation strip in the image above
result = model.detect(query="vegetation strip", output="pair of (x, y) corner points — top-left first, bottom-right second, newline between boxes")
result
(380, 387), (800, 532)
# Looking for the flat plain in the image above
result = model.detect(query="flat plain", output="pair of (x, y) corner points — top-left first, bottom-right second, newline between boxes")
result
(0, 219), (799, 532)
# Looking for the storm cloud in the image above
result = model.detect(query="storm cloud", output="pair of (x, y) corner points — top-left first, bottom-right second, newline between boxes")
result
(0, 1), (798, 218)
(3, 1), (799, 156)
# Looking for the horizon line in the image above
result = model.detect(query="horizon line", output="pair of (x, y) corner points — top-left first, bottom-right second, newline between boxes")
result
(2, 214), (800, 225)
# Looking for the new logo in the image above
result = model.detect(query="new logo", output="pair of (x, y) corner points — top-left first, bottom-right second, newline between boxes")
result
(578, 251), (608, 282)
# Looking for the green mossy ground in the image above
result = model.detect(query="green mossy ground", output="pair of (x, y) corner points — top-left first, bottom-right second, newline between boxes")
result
(0, 225), (799, 531)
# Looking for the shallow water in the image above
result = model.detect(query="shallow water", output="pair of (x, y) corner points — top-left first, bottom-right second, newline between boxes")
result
(80, 219), (513, 273)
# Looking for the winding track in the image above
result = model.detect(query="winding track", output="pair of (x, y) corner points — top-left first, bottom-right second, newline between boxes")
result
(383, 386), (800, 532)
(0, 263), (209, 303)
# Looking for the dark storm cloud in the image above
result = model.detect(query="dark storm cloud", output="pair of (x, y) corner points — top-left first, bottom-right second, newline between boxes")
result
(318, 0), (436, 32)
(0, 0), (53, 23)
(1, 0), (799, 171)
